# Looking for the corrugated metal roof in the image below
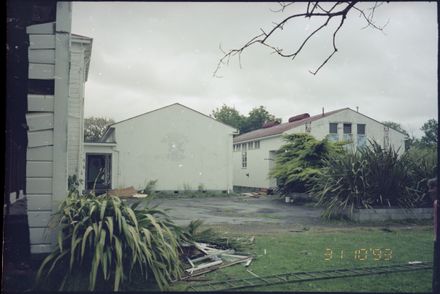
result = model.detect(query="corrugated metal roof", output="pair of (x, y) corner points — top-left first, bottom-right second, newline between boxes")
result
(233, 108), (348, 143)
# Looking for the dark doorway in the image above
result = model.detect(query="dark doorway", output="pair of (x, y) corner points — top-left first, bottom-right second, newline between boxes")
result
(85, 153), (112, 194)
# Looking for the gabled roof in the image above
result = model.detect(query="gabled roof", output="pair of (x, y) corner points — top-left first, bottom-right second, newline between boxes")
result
(233, 108), (349, 143)
(233, 107), (408, 143)
(100, 103), (238, 142)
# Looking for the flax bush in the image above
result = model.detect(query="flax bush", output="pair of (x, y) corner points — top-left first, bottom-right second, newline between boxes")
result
(35, 191), (183, 291)
(310, 141), (437, 218)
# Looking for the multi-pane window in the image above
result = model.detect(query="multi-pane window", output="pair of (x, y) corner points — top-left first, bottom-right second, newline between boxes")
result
(343, 123), (352, 134)
(329, 123), (338, 134)
(242, 151), (247, 168)
(328, 123), (338, 142)
(357, 124), (366, 147)
(357, 124), (366, 135)
(248, 141), (254, 149)
(254, 140), (260, 149)
(343, 123), (352, 142)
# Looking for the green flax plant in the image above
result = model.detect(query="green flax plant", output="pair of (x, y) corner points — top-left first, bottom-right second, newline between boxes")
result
(310, 140), (431, 218)
(35, 190), (182, 291)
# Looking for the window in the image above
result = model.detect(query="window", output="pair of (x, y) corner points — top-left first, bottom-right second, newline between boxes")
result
(357, 124), (366, 135)
(248, 141), (254, 149)
(329, 123), (338, 134)
(357, 124), (366, 148)
(241, 143), (247, 151)
(343, 123), (352, 142)
(255, 140), (260, 149)
(328, 123), (338, 142)
(343, 123), (352, 134)
(242, 151), (247, 168)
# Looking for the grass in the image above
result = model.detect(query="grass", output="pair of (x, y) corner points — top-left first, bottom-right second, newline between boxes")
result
(170, 226), (434, 292)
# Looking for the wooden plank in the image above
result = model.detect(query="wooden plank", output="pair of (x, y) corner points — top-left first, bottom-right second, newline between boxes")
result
(28, 94), (54, 112)
(28, 49), (55, 64)
(27, 194), (52, 210)
(27, 145), (53, 161)
(26, 22), (55, 34)
(29, 228), (52, 244)
(26, 161), (53, 177)
(28, 211), (52, 227)
(30, 244), (53, 254)
(26, 178), (52, 194)
(29, 63), (55, 79)
(26, 113), (54, 131)
(29, 35), (55, 49)
(27, 130), (53, 147)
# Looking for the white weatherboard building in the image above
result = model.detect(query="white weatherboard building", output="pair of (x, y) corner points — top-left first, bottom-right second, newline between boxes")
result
(81, 103), (237, 193)
(232, 108), (406, 190)
(25, 3), (93, 254)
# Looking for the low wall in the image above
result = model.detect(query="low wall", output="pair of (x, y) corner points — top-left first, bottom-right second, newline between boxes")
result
(349, 208), (433, 222)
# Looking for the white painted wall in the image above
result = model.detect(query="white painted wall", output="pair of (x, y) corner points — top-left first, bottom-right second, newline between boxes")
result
(110, 104), (236, 191)
(233, 109), (406, 189)
(67, 43), (85, 177)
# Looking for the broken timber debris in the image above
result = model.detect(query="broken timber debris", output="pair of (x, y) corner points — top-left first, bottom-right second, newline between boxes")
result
(107, 186), (148, 198)
(179, 242), (253, 281)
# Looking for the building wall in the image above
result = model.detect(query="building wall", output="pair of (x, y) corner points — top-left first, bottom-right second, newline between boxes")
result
(112, 104), (235, 191)
(290, 109), (405, 154)
(233, 109), (406, 189)
(67, 44), (86, 177)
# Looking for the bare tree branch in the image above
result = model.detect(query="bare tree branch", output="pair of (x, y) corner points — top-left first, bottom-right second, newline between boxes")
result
(214, 1), (388, 77)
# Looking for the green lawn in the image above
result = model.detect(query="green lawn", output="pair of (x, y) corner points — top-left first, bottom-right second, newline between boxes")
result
(170, 226), (434, 292)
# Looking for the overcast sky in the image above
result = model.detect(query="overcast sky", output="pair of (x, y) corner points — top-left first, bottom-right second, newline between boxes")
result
(72, 2), (437, 138)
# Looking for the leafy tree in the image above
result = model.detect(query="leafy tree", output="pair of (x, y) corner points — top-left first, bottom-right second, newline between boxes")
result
(212, 105), (281, 134)
(269, 133), (343, 194)
(241, 106), (281, 133)
(382, 121), (416, 150)
(420, 119), (438, 147)
(84, 117), (115, 142)
(211, 105), (245, 131)
(382, 121), (409, 137)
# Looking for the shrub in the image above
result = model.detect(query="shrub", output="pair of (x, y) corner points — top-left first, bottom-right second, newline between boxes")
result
(269, 133), (344, 194)
(404, 146), (437, 206)
(35, 191), (182, 291)
(310, 141), (436, 218)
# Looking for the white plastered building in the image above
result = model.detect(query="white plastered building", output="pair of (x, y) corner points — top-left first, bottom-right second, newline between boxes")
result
(232, 108), (406, 190)
(81, 103), (237, 193)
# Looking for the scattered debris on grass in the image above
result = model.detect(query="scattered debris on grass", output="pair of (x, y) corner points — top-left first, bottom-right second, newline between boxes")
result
(178, 242), (253, 281)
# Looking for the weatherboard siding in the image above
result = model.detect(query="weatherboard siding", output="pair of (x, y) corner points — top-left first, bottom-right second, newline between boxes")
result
(25, 2), (76, 254)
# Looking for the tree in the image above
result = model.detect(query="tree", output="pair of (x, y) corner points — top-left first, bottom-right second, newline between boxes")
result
(382, 121), (409, 137)
(214, 1), (387, 76)
(420, 119), (438, 147)
(211, 105), (281, 134)
(242, 106), (282, 133)
(84, 116), (115, 142)
(269, 133), (343, 194)
(211, 104), (245, 131)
